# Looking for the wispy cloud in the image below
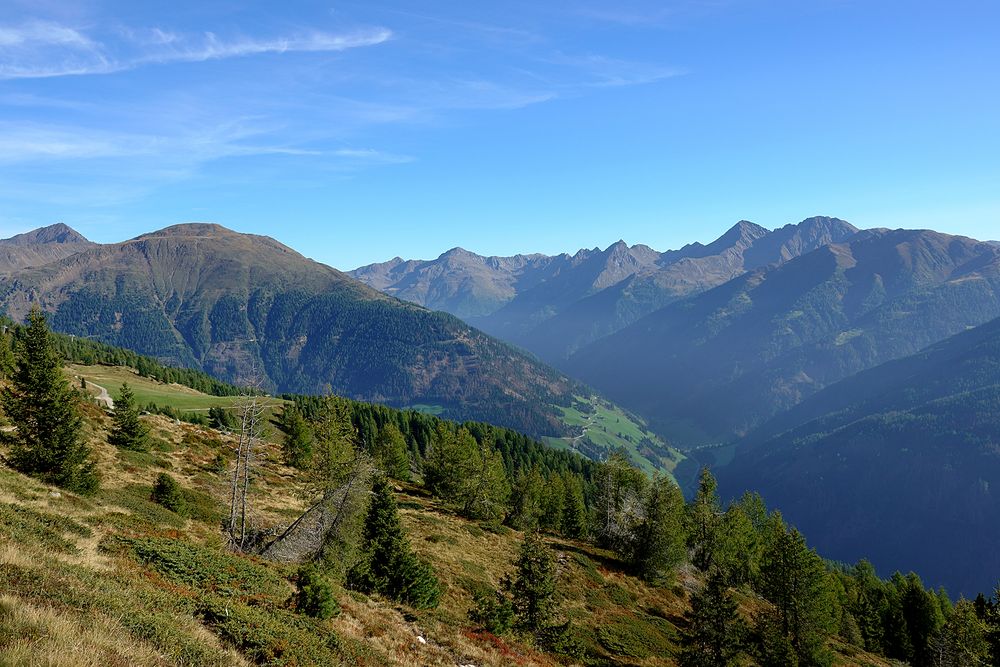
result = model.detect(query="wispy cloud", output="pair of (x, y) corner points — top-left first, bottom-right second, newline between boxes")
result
(549, 53), (686, 87)
(0, 21), (392, 80)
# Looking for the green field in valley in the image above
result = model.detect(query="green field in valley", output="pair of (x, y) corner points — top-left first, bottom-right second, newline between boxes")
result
(545, 395), (685, 478)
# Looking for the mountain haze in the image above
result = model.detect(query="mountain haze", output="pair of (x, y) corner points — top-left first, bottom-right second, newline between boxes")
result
(0, 223), (581, 437)
(568, 228), (1000, 445)
(352, 217), (859, 360)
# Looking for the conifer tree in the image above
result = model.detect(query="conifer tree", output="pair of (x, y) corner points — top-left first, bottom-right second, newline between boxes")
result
(347, 475), (441, 609)
(679, 572), (746, 667)
(506, 531), (557, 633)
(561, 472), (588, 539)
(632, 474), (687, 583)
(758, 519), (837, 666)
(1, 309), (98, 495)
(540, 472), (565, 533)
(278, 404), (314, 469)
(593, 449), (646, 554)
(0, 328), (15, 379)
(508, 466), (545, 530)
(688, 466), (722, 571)
(108, 382), (149, 452)
(372, 422), (410, 480)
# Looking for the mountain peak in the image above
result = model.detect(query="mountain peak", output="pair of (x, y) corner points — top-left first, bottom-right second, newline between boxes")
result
(795, 216), (859, 235)
(0, 223), (91, 247)
(137, 223), (236, 239)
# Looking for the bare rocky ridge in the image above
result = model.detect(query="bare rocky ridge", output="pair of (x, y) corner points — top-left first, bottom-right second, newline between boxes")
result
(0, 223), (95, 273)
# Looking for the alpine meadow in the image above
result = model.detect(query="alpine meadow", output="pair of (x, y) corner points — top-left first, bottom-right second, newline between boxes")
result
(2, 2), (1000, 667)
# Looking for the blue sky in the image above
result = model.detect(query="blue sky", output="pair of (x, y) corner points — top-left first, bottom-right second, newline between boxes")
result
(0, 1), (997, 269)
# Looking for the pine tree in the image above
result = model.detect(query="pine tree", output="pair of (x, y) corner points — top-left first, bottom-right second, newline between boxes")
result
(632, 474), (687, 583)
(0, 328), (15, 379)
(561, 472), (588, 539)
(506, 531), (557, 633)
(688, 467), (721, 571)
(508, 466), (545, 530)
(108, 382), (149, 452)
(458, 437), (510, 525)
(424, 424), (477, 499)
(759, 518), (837, 666)
(347, 475), (441, 609)
(929, 598), (989, 667)
(679, 572), (747, 667)
(540, 472), (565, 533)
(1, 309), (98, 495)
(278, 404), (314, 469)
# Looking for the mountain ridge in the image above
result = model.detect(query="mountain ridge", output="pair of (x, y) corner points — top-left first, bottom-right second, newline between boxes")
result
(0, 223), (584, 439)
(566, 227), (1000, 445)
(351, 216), (861, 360)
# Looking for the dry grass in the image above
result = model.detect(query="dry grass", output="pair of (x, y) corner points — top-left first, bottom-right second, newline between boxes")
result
(0, 373), (894, 667)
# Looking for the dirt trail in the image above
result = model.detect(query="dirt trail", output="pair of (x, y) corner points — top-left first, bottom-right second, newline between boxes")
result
(84, 380), (114, 410)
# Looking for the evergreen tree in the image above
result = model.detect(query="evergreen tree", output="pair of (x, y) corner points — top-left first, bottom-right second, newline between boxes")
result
(151, 472), (187, 516)
(508, 466), (545, 530)
(1, 309), (98, 495)
(688, 467), (722, 571)
(459, 437), (510, 526)
(900, 572), (946, 667)
(372, 422), (410, 480)
(108, 382), (149, 452)
(561, 472), (588, 539)
(506, 531), (557, 633)
(715, 503), (763, 586)
(539, 472), (565, 533)
(295, 564), (339, 619)
(347, 475), (441, 609)
(759, 519), (837, 666)
(679, 572), (747, 667)
(0, 329), (15, 379)
(278, 404), (314, 469)
(424, 424), (477, 499)
(632, 474), (687, 583)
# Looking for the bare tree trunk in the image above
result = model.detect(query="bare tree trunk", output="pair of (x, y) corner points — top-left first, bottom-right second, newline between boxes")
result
(228, 372), (267, 551)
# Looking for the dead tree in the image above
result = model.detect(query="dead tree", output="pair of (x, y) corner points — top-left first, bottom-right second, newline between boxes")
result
(228, 376), (267, 551)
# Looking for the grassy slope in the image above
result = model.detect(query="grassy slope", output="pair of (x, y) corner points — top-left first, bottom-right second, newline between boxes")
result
(0, 369), (888, 667)
(544, 396), (685, 478)
(68, 364), (244, 412)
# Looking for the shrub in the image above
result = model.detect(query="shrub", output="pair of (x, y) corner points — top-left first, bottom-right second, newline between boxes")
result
(295, 565), (340, 619)
(151, 473), (187, 516)
(470, 589), (515, 635)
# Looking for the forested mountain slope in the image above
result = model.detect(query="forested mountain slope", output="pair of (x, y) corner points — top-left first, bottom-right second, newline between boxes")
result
(567, 228), (1000, 446)
(718, 315), (1000, 596)
(0, 224), (582, 438)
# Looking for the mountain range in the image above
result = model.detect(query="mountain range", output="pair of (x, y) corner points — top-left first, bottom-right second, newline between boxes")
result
(6, 217), (1000, 594)
(351, 216), (860, 360)
(0, 224), (582, 439)
(567, 227), (1000, 445)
